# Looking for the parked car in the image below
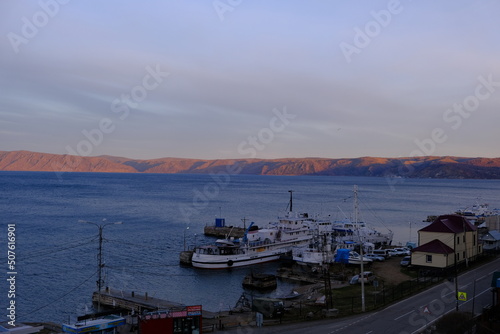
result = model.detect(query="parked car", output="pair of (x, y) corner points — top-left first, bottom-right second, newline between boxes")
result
(393, 247), (411, 256)
(387, 249), (403, 257)
(349, 271), (376, 285)
(365, 253), (385, 261)
(400, 256), (411, 267)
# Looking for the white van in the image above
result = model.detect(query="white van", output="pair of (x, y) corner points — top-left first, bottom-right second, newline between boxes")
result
(371, 249), (391, 259)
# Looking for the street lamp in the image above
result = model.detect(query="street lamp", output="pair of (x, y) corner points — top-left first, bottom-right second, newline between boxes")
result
(183, 226), (190, 251)
(79, 219), (122, 312)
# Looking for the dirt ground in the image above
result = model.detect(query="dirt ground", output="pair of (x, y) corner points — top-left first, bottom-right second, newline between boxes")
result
(370, 256), (413, 285)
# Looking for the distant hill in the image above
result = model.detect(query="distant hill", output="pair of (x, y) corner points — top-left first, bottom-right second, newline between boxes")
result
(1, 150), (500, 179)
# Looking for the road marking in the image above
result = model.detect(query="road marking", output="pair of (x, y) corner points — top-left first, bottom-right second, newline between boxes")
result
(411, 286), (493, 334)
(461, 286), (492, 305)
(476, 273), (488, 281)
(329, 313), (376, 333)
(394, 310), (414, 321)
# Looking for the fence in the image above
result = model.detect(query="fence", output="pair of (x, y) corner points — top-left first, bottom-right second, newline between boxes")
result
(332, 275), (446, 315)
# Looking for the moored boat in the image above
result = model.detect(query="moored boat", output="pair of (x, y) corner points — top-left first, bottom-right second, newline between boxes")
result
(242, 272), (277, 290)
(191, 223), (313, 269)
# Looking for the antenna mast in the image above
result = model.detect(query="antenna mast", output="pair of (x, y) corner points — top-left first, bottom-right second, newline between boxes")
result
(288, 190), (294, 212)
(354, 185), (366, 312)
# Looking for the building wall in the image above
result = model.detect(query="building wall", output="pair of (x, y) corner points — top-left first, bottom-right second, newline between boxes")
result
(411, 251), (450, 268)
(486, 216), (500, 231)
(482, 236), (500, 251)
(417, 229), (482, 268)
(419, 231), (454, 248)
(419, 230), (481, 266)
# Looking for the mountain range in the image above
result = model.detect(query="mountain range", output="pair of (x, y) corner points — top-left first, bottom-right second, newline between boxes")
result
(1, 150), (500, 179)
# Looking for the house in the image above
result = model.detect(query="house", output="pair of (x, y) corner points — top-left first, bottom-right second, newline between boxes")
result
(411, 215), (482, 268)
(481, 230), (500, 252)
(485, 216), (500, 231)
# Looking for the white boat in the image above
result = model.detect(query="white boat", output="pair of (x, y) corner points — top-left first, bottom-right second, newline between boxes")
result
(292, 238), (335, 266)
(191, 219), (313, 269)
(331, 218), (393, 247)
(192, 191), (319, 269)
(455, 202), (500, 224)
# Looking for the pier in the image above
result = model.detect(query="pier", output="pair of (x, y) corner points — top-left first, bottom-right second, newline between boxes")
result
(93, 287), (186, 313)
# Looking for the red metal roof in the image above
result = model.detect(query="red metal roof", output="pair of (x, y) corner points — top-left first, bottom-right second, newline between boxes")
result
(419, 214), (476, 234)
(412, 239), (455, 254)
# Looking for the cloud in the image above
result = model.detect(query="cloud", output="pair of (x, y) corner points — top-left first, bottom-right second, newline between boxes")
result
(0, 1), (499, 159)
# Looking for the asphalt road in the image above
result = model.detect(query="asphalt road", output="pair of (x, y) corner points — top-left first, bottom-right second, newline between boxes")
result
(219, 256), (499, 334)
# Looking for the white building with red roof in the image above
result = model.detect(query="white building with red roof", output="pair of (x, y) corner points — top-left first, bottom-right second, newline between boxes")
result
(411, 214), (482, 268)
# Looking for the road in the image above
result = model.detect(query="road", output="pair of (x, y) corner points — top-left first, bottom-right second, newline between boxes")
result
(220, 256), (499, 334)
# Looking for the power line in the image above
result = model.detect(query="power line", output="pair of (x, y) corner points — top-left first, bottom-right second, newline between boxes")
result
(8, 269), (98, 323)
(18, 237), (96, 260)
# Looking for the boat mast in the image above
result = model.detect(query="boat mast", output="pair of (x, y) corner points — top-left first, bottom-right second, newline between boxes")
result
(354, 185), (366, 312)
(288, 190), (294, 212)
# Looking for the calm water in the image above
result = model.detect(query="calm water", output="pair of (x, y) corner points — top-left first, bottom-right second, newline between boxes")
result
(1, 171), (499, 324)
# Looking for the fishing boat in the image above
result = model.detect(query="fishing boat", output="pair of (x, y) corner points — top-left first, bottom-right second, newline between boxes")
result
(331, 218), (393, 247)
(191, 218), (313, 269)
(191, 191), (315, 269)
(292, 232), (337, 266)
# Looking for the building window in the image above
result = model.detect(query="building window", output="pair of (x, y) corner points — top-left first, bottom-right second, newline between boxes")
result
(457, 237), (460, 244)
(463, 235), (466, 242)
(426, 255), (432, 263)
(473, 234), (476, 246)
(463, 251), (465, 258)
(174, 317), (200, 334)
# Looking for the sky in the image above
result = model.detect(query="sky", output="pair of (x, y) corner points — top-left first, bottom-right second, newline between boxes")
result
(1, 0), (499, 160)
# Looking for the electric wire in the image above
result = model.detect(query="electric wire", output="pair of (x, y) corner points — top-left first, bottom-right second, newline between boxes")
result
(19, 236), (96, 260)
(6, 269), (98, 323)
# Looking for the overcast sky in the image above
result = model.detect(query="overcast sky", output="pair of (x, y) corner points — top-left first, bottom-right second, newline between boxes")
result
(1, 0), (499, 160)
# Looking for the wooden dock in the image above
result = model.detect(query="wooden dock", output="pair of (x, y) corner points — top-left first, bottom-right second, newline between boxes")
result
(93, 287), (218, 319)
(93, 288), (184, 312)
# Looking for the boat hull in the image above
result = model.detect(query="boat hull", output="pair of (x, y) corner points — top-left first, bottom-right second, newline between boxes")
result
(192, 252), (282, 269)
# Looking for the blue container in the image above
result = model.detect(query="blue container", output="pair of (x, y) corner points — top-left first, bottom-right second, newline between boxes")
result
(215, 218), (225, 227)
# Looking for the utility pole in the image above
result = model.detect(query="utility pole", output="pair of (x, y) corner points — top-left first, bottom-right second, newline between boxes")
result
(354, 185), (365, 312)
(288, 190), (294, 212)
(80, 219), (122, 313)
(183, 226), (190, 251)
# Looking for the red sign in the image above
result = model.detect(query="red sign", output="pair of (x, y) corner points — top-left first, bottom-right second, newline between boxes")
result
(187, 305), (202, 314)
(172, 311), (187, 318)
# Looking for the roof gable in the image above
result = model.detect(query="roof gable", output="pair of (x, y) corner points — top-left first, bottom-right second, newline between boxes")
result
(419, 214), (476, 234)
(413, 239), (454, 254)
(483, 230), (500, 241)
